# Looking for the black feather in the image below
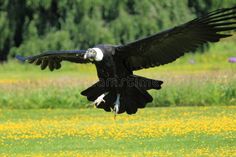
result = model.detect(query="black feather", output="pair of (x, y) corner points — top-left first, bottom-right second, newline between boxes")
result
(41, 59), (48, 70)
(35, 59), (42, 65)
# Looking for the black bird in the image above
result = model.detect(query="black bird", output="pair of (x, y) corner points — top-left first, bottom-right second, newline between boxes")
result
(16, 7), (236, 115)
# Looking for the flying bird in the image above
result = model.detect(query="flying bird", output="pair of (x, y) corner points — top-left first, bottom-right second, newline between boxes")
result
(16, 7), (236, 115)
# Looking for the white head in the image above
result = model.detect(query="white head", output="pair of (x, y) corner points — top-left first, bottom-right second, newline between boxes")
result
(84, 48), (104, 61)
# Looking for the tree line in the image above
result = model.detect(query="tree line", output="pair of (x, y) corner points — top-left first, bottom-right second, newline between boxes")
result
(0, 0), (235, 62)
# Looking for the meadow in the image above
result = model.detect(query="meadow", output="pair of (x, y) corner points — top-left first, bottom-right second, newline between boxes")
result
(0, 39), (235, 156)
(0, 107), (236, 156)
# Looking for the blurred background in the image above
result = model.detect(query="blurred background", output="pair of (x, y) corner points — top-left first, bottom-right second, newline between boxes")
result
(0, 0), (235, 109)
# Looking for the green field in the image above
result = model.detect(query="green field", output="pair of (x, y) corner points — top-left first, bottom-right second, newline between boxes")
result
(0, 107), (235, 157)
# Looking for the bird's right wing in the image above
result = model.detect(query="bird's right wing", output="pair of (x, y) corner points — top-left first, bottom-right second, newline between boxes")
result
(16, 50), (90, 71)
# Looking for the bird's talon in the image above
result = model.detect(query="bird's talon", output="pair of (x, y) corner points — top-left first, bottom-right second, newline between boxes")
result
(113, 94), (121, 117)
(93, 93), (108, 107)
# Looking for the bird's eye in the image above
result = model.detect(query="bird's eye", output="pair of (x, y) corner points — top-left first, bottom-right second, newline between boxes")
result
(88, 49), (96, 55)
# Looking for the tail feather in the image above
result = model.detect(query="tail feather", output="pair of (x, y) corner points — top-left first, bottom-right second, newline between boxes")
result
(132, 91), (150, 109)
(81, 75), (163, 114)
(81, 81), (107, 101)
(135, 87), (153, 103)
(123, 96), (138, 114)
(127, 87), (150, 109)
(132, 75), (163, 90)
(122, 85), (154, 114)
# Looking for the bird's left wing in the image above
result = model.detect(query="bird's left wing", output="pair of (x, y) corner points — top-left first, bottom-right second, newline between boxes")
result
(16, 50), (90, 71)
(115, 6), (236, 71)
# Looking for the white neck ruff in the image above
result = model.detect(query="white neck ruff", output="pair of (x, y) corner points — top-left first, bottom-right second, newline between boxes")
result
(92, 48), (104, 61)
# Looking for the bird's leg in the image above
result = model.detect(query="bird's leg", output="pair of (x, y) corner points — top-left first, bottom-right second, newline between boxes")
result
(93, 92), (108, 107)
(113, 94), (120, 119)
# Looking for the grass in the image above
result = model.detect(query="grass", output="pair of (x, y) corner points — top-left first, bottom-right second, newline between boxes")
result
(0, 69), (235, 109)
(0, 107), (235, 156)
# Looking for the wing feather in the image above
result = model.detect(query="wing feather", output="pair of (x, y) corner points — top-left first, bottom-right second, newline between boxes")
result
(116, 6), (236, 71)
(16, 50), (89, 71)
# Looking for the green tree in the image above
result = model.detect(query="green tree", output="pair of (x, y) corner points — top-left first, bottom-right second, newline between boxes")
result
(0, 0), (235, 62)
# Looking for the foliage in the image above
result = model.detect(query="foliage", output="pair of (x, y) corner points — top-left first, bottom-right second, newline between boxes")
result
(0, 0), (236, 61)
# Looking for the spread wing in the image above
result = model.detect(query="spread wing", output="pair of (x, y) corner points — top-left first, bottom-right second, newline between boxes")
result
(16, 50), (89, 71)
(115, 6), (236, 71)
